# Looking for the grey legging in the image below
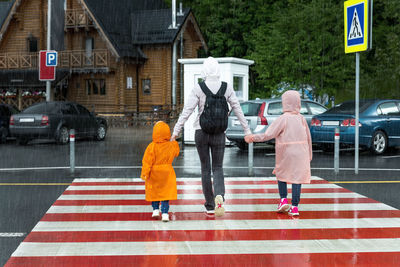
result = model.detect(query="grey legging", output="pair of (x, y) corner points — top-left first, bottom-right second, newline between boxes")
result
(195, 129), (225, 211)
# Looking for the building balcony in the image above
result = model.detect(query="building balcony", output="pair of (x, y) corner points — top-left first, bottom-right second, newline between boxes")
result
(65, 9), (94, 29)
(0, 50), (110, 70)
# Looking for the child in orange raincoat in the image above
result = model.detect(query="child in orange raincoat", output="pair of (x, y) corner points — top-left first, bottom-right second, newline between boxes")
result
(245, 90), (312, 216)
(141, 121), (180, 222)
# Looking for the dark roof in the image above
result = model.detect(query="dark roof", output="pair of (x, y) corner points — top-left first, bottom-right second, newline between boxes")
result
(83, 0), (193, 59)
(131, 8), (191, 44)
(0, 69), (70, 88)
(0, 0), (15, 29)
(84, 0), (168, 59)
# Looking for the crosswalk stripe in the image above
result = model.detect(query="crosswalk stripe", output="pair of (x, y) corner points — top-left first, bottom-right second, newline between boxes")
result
(53, 197), (377, 206)
(6, 253), (400, 266)
(57, 192), (368, 200)
(71, 176), (325, 183)
(62, 188), (351, 195)
(6, 176), (400, 266)
(24, 228), (400, 242)
(33, 217), (400, 231)
(46, 202), (395, 213)
(65, 184), (341, 190)
(70, 180), (330, 186)
(39, 210), (400, 222)
(10, 239), (400, 257)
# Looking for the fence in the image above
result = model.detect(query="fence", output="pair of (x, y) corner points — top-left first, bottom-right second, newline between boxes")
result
(92, 104), (182, 128)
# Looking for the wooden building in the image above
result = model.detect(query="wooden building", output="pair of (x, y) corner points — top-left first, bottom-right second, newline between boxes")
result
(0, 0), (206, 113)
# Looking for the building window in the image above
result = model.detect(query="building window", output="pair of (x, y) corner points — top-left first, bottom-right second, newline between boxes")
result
(86, 79), (106, 95)
(85, 37), (94, 65)
(27, 37), (38, 52)
(233, 76), (243, 99)
(86, 80), (91, 95)
(127, 77), (133, 89)
(142, 79), (151, 95)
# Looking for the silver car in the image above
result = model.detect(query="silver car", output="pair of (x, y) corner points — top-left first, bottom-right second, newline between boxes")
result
(226, 98), (327, 150)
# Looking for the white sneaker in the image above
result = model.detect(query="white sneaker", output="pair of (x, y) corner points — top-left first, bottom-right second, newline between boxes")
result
(206, 209), (215, 215)
(162, 213), (169, 222)
(152, 209), (160, 218)
(215, 195), (225, 217)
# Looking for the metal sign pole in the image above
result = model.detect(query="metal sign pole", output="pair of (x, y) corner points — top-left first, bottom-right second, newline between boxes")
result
(248, 143), (254, 176)
(355, 52), (360, 174)
(70, 129), (75, 173)
(46, 0), (52, 102)
(334, 127), (340, 174)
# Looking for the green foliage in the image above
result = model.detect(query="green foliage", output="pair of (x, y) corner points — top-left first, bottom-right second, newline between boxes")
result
(173, 0), (400, 102)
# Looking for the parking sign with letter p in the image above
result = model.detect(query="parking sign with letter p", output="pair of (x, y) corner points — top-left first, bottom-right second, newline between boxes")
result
(46, 51), (58, 67)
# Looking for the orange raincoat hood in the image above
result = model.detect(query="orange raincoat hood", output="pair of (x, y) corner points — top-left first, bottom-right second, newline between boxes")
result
(152, 121), (171, 143)
(282, 90), (301, 114)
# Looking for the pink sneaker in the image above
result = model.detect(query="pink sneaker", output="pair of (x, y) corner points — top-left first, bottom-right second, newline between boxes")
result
(277, 198), (290, 213)
(288, 206), (299, 216)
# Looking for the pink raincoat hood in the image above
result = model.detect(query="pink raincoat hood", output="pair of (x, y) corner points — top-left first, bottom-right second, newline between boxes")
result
(201, 56), (220, 80)
(282, 90), (301, 114)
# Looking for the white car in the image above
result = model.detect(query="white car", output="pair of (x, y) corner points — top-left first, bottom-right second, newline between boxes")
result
(226, 98), (327, 150)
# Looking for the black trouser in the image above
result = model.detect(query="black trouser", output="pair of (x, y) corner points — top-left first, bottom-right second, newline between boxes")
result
(195, 129), (225, 211)
(278, 181), (302, 206)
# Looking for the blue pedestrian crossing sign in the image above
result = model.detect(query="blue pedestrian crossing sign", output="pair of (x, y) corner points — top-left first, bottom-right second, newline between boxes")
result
(344, 0), (370, 53)
(45, 51), (58, 67)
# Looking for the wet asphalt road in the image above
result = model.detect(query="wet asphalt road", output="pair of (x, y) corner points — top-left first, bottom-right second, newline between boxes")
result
(1, 126), (400, 265)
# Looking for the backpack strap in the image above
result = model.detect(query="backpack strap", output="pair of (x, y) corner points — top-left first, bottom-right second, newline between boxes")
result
(199, 82), (212, 97)
(216, 82), (227, 96)
(199, 81), (227, 97)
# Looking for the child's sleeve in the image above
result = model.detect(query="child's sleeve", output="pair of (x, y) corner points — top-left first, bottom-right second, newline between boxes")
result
(252, 116), (285, 142)
(172, 140), (180, 158)
(303, 117), (313, 161)
(141, 143), (155, 181)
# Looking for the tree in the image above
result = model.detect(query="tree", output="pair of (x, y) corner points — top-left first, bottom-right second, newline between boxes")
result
(173, 0), (400, 102)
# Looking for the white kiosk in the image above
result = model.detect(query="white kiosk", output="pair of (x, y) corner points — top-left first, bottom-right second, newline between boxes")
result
(178, 57), (254, 144)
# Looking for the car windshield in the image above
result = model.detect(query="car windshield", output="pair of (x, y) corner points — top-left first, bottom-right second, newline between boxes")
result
(22, 102), (59, 114)
(325, 100), (374, 114)
(231, 102), (261, 116)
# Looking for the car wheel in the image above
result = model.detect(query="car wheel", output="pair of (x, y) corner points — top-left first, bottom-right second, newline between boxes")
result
(95, 124), (106, 141)
(371, 130), (387, 155)
(17, 137), (29, 145)
(0, 127), (7, 143)
(236, 141), (248, 151)
(57, 126), (70, 145)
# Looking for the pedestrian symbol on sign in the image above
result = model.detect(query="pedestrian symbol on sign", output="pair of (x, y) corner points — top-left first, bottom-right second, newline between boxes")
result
(348, 9), (363, 40)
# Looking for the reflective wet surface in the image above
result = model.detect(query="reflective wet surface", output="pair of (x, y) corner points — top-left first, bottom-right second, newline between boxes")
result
(1, 127), (400, 266)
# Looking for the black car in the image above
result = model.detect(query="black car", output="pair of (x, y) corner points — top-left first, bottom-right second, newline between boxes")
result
(0, 104), (19, 143)
(10, 101), (107, 145)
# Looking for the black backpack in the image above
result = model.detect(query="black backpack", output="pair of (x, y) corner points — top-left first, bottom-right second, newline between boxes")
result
(199, 81), (229, 134)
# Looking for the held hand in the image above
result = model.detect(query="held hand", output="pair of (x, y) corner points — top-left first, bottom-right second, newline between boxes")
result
(244, 134), (254, 144)
(170, 134), (177, 141)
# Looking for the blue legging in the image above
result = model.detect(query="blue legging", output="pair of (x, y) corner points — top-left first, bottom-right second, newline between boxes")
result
(278, 181), (302, 206)
(152, 201), (170, 214)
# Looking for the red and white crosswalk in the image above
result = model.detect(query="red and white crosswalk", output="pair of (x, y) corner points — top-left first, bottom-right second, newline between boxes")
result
(5, 177), (400, 266)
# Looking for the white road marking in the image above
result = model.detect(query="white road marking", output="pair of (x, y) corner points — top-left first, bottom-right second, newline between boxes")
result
(65, 183), (341, 191)
(1, 166), (400, 172)
(46, 202), (395, 214)
(0, 233), (25, 238)
(57, 192), (367, 200)
(11, 238), (400, 257)
(33, 218), (400, 232)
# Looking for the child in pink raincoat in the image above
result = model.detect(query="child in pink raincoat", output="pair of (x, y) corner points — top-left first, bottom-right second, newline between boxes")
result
(245, 90), (312, 216)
